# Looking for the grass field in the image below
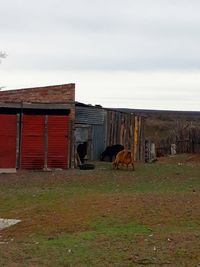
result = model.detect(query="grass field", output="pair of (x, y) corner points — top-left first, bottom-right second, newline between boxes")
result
(0, 154), (200, 266)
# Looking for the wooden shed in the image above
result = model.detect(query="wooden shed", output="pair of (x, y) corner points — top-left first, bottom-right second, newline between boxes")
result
(75, 103), (145, 162)
(105, 109), (145, 161)
(0, 84), (75, 171)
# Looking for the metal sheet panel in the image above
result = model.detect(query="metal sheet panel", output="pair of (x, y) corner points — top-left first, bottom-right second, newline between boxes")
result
(76, 106), (105, 125)
(21, 115), (45, 169)
(92, 125), (106, 160)
(0, 115), (17, 168)
(47, 116), (69, 169)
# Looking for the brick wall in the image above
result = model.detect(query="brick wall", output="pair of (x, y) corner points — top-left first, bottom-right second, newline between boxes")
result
(0, 83), (75, 103)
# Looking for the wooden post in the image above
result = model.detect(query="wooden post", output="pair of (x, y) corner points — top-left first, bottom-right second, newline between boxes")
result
(134, 116), (139, 161)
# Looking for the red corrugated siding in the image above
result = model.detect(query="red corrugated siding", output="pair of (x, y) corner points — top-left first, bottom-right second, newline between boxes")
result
(48, 116), (69, 169)
(0, 115), (17, 168)
(21, 115), (45, 169)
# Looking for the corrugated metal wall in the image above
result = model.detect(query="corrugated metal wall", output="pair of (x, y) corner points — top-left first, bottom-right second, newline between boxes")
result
(21, 115), (45, 169)
(0, 114), (17, 168)
(92, 125), (106, 160)
(75, 106), (106, 160)
(76, 106), (105, 125)
(21, 114), (70, 170)
(47, 116), (69, 169)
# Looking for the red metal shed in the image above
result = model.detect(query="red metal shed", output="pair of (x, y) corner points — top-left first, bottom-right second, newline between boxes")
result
(0, 84), (75, 171)
(21, 114), (70, 169)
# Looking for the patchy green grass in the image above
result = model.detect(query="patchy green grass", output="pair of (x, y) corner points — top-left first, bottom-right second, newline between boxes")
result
(0, 154), (200, 266)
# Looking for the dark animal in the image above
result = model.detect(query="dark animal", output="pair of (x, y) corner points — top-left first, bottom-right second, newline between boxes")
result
(77, 142), (87, 164)
(113, 149), (134, 170)
(100, 144), (124, 162)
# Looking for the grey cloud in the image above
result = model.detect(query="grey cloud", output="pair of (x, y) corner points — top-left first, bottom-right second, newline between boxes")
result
(1, 0), (200, 71)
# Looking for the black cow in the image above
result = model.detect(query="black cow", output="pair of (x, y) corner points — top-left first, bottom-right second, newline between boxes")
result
(100, 144), (124, 162)
(77, 142), (87, 164)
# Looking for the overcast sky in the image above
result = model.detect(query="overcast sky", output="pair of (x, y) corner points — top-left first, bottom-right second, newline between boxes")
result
(1, 0), (200, 110)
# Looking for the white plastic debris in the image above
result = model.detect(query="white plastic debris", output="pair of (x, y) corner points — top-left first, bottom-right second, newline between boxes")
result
(0, 218), (21, 230)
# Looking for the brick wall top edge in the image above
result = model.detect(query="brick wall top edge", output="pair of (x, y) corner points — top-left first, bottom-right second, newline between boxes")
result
(0, 83), (75, 95)
(0, 101), (75, 104)
(0, 83), (75, 103)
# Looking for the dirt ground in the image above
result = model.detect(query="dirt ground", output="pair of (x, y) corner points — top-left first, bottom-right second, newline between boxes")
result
(0, 154), (200, 266)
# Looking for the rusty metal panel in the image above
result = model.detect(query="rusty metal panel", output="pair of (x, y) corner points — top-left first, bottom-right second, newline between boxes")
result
(21, 115), (45, 169)
(0, 114), (17, 168)
(47, 115), (69, 169)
